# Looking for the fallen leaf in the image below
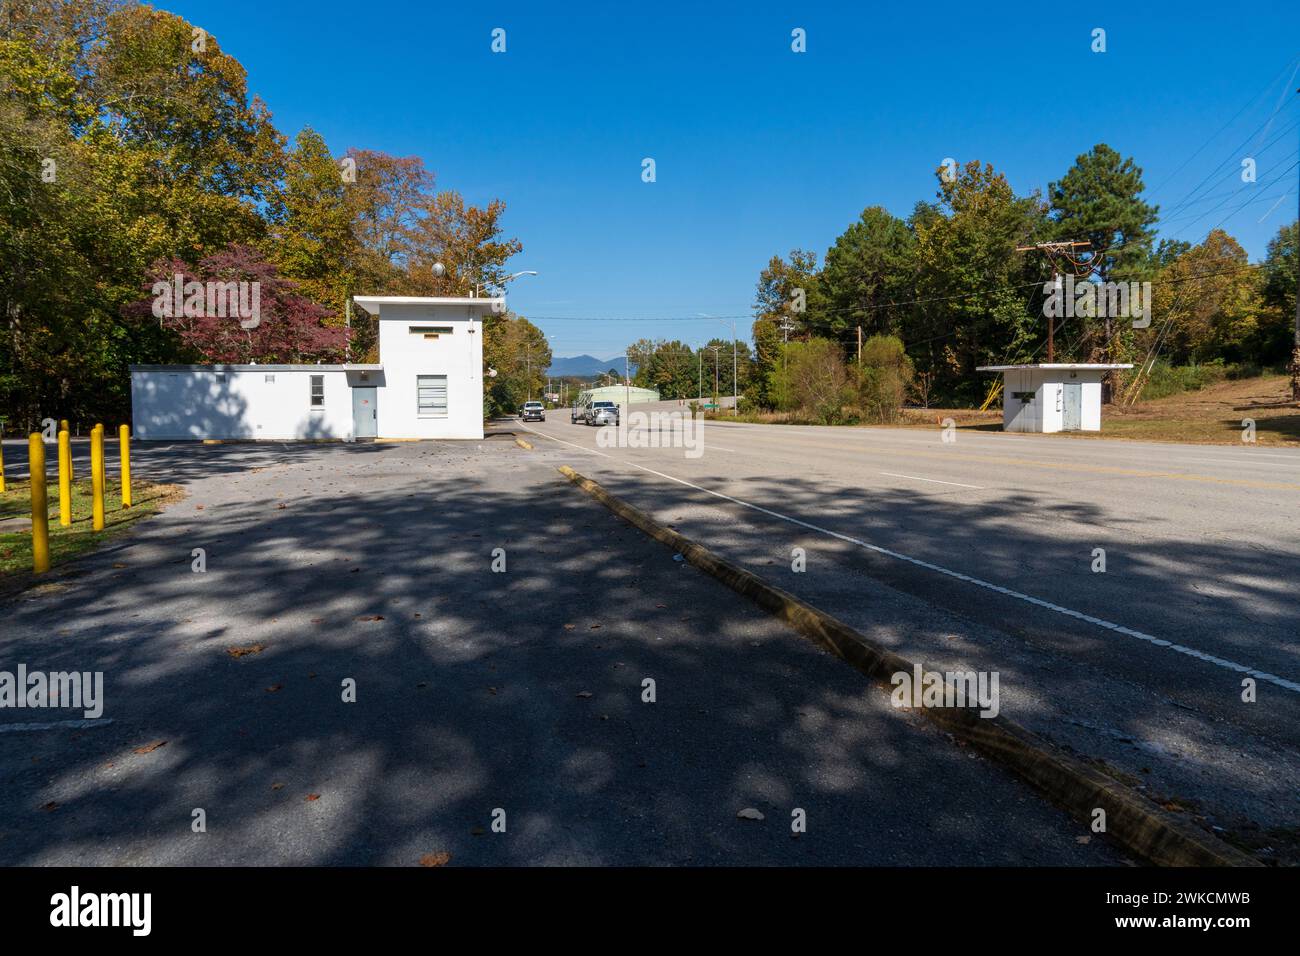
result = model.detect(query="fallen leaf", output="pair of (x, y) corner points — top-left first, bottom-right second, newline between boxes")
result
(42, 802), (59, 812)
(276, 503), (287, 510)
(271, 783), (284, 791)
(563, 624), (576, 631)
(266, 683), (283, 693)
(589, 624), (602, 630)
(305, 793), (320, 802)
(195, 505), (204, 510)
(112, 562), (127, 569)
(133, 740), (168, 754)
(1076, 835), (1092, 844)
(226, 644), (265, 658)
(736, 808), (765, 821)
(419, 851), (452, 867)
(357, 615), (385, 622)
(576, 691), (593, 699)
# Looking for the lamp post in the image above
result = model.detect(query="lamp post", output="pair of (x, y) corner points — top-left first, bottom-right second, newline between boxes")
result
(705, 345), (722, 409)
(474, 270), (538, 298)
(716, 319), (738, 415)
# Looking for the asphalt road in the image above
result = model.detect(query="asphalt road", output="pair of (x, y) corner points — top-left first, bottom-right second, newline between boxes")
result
(0, 437), (1120, 865)
(518, 410), (1300, 853)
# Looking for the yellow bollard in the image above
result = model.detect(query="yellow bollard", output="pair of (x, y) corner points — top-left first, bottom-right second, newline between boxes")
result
(91, 424), (105, 531)
(119, 424), (131, 508)
(59, 418), (69, 435)
(58, 429), (72, 527)
(29, 433), (50, 574)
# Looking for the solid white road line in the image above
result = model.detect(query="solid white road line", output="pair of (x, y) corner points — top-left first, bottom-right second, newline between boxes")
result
(518, 420), (1300, 694)
(880, 472), (984, 489)
(0, 718), (113, 733)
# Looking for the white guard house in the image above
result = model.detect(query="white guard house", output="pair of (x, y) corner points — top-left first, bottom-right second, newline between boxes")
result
(976, 363), (1133, 433)
(130, 296), (498, 441)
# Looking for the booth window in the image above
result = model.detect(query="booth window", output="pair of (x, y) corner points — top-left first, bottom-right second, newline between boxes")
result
(417, 375), (448, 417)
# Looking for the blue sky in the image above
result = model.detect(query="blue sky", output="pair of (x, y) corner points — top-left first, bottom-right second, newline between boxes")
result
(167, 0), (1300, 357)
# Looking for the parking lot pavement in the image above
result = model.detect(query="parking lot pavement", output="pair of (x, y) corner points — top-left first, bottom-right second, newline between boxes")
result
(0, 438), (1122, 865)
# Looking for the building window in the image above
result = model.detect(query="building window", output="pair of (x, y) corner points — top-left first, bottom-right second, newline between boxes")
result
(265, 374), (276, 384)
(417, 375), (448, 418)
(310, 374), (324, 407)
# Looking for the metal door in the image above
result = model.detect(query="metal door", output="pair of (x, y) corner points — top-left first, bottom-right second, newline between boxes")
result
(352, 387), (377, 438)
(1062, 382), (1082, 431)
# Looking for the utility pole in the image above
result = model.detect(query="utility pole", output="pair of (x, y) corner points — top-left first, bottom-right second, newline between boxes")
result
(857, 325), (862, 364)
(1016, 240), (1092, 364)
(779, 317), (796, 375)
(1293, 86), (1300, 402)
(705, 345), (722, 407)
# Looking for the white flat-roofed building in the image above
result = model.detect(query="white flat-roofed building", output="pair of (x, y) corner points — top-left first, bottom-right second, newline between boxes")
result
(130, 296), (498, 441)
(976, 363), (1133, 433)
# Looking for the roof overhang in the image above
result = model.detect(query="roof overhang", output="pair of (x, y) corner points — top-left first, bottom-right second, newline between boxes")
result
(352, 296), (503, 314)
(130, 364), (383, 372)
(977, 363), (1134, 372)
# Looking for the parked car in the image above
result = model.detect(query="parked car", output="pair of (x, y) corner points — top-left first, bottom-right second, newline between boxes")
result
(585, 400), (619, 426)
(520, 401), (546, 422)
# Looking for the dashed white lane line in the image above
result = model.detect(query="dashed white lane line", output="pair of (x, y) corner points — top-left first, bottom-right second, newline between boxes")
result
(880, 472), (984, 489)
(518, 420), (1300, 695)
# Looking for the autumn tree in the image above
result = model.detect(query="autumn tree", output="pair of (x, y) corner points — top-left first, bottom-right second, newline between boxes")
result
(751, 249), (818, 406)
(483, 312), (550, 416)
(129, 245), (345, 364)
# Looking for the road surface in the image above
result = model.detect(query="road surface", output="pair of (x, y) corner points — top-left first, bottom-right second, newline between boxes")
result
(518, 411), (1300, 855)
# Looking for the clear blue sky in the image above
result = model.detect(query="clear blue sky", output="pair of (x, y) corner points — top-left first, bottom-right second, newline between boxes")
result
(168, 0), (1300, 358)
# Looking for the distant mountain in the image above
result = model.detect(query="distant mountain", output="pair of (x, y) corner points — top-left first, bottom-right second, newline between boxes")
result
(546, 354), (631, 377)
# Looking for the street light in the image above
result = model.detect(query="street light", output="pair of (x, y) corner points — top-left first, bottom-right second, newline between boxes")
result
(474, 270), (538, 298)
(705, 345), (723, 409)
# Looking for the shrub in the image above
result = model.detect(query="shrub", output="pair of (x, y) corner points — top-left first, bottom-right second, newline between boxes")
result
(770, 338), (855, 424)
(855, 335), (914, 423)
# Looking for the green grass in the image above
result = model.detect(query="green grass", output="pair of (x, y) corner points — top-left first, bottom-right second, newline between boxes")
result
(0, 476), (182, 581)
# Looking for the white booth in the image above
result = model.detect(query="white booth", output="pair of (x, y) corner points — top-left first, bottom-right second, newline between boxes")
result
(131, 296), (497, 441)
(976, 363), (1132, 433)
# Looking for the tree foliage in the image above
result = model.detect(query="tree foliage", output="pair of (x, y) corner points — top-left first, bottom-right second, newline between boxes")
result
(0, 0), (522, 430)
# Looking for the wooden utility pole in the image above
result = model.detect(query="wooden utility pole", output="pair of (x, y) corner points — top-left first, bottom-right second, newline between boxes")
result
(857, 325), (863, 364)
(1016, 241), (1092, 364)
(1293, 87), (1300, 402)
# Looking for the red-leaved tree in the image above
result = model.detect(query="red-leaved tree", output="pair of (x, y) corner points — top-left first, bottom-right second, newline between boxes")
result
(128, 245), (348, 364)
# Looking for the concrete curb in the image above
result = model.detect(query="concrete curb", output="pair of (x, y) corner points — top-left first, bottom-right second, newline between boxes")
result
(558, 464), (1260, 868)
(515, 438), (534, 450)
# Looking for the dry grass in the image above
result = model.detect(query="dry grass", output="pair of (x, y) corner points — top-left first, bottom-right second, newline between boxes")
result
(0, 477), (184, 583)
(713, 375), (1300, 446)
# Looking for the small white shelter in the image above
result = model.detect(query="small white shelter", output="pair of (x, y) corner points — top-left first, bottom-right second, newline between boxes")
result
(976, 363), (1132, 433)
(131, 296), (498, 441)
